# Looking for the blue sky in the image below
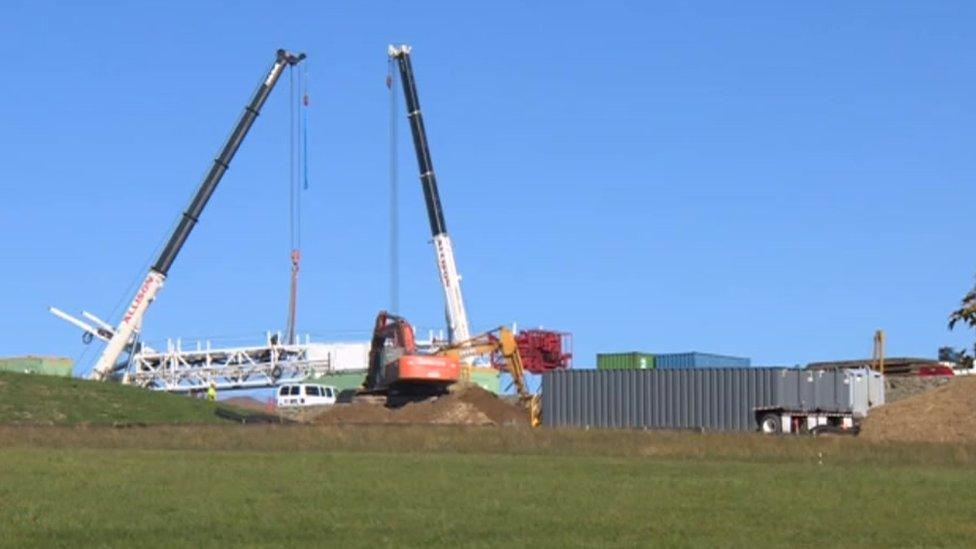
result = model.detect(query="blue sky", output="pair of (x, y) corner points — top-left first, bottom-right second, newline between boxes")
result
(1, 1), (973, 375)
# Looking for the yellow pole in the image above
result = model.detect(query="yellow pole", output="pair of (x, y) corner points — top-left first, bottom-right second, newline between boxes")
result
(873, 330), (886, 375)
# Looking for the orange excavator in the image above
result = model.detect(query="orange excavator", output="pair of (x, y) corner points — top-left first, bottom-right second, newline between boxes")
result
(359, 311), (461, 403)
(357, 311), (540, 425)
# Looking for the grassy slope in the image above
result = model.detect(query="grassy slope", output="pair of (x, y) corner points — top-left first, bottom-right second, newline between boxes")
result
(0, 371), (228, 425)
(1, 427), (976, 547)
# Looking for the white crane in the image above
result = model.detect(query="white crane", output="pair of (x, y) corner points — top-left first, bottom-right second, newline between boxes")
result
(52, 49), (306, 380)
(388, 44), (472, 345)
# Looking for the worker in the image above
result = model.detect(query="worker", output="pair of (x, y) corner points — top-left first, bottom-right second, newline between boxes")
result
(207, 381), (217, 402)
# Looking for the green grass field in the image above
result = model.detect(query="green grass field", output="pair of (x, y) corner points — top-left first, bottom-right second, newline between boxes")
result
(2, 371), (976, 547)
(2, 425), (976, 547)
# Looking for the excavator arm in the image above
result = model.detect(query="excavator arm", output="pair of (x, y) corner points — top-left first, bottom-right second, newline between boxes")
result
(436, 326), (540, 425)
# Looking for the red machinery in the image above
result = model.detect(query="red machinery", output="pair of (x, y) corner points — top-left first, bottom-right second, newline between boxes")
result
(494, 330), (572, 374)
(917, 365), (954, 377)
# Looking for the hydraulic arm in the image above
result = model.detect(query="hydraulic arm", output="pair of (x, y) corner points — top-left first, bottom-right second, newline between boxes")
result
(388, 45), (471, 345)
(83, 49), (306, 380)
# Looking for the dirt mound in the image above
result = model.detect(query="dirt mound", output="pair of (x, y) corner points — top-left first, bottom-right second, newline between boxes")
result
(884, 376), (952, 404)
(314, 384), (529, 426)
(862, 376), (976, 443)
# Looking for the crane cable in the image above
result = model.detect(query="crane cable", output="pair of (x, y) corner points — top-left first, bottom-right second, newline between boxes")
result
(285, 64), (308, 345)
(387, 58), (399, 314)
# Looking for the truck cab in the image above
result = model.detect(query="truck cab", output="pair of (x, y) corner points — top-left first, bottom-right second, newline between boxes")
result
(276, 383), (337, 408)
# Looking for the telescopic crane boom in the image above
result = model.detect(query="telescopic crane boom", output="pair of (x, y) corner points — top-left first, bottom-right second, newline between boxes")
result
(75, 49), (305, 381)
(388, 45), (472, 345)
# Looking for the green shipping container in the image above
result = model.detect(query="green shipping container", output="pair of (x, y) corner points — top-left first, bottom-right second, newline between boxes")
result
(468, 367), (501, 394)
(306, 369), (502, 394)
(597, 352), (655, 370)
(303, 371), (367, 391)
(0, 356), (74, 377)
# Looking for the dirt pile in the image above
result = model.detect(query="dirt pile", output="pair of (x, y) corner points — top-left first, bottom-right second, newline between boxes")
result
(884, 376), (952, 404)
(313, 384), (529, 426)
(862, 376), (976, 443)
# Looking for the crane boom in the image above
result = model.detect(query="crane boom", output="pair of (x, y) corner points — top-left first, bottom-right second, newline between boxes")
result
(86, 49), (306, 380)
(388, 44), (472, 345)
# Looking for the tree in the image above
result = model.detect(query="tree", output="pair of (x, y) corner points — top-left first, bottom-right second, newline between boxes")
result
(948, 281), (976, 368)
(949, 284), (976, 331)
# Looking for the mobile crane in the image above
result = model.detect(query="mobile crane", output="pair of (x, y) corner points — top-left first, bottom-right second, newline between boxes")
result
(52, 49), (306, 381)
(388, 44), (472, 345)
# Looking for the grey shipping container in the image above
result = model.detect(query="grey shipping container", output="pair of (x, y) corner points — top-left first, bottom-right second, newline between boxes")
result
(541, 368), (883, 431)
(655, 352), (750, 368)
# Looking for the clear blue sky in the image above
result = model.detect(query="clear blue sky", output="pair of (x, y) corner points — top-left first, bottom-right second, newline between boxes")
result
(1, 1), (973, 375)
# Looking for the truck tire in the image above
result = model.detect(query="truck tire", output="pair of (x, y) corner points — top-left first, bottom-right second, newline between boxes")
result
(760, 413), (781, 435)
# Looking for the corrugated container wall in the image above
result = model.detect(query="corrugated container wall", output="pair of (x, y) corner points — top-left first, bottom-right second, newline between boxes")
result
(597, 353), (655, 370)
(541, 368), (882, 431)
(655, 352), (750, 368)
(0, 356), (73, 377)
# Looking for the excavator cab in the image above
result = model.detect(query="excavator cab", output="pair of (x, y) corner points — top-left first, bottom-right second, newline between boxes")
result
(362, 311), (460, 399)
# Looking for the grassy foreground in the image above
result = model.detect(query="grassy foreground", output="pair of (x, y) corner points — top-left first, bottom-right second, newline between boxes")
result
(2, 426), (976, 547)
(0, 371), (229, 425)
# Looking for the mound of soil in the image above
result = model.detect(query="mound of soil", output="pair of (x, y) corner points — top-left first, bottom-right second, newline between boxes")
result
(885, 376), (953, 404)
(313, 384), (529, 426)
(862, 376), (976, 443)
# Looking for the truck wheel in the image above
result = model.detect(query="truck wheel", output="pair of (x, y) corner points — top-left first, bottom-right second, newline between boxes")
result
(760, 413), (781, 435)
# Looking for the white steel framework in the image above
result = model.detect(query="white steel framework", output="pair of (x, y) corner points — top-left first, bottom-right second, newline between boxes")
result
(123, 333), (335, 393)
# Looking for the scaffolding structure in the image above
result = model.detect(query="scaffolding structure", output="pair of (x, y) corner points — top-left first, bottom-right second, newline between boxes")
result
(123, 333), (334, 392)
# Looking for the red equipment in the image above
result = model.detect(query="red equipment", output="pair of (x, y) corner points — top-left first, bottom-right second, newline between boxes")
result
(495, 330), (572, 374)
(917, 365), (955, 377)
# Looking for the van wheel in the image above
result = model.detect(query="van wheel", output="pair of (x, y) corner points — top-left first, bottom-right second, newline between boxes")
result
(760, 413), (781, 435)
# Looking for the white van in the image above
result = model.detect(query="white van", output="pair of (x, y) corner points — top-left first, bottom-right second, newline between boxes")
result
(276, 383), (338, 408)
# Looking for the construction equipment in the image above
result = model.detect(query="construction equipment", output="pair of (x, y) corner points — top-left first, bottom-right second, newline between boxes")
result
(436, 328), (530, 401)
(360, 311), (461, 401)
(52, 49), (306, 380)
(436, 327), (541, 425)
(388, 44), (471, 345)
(357, 310), (540, 423)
